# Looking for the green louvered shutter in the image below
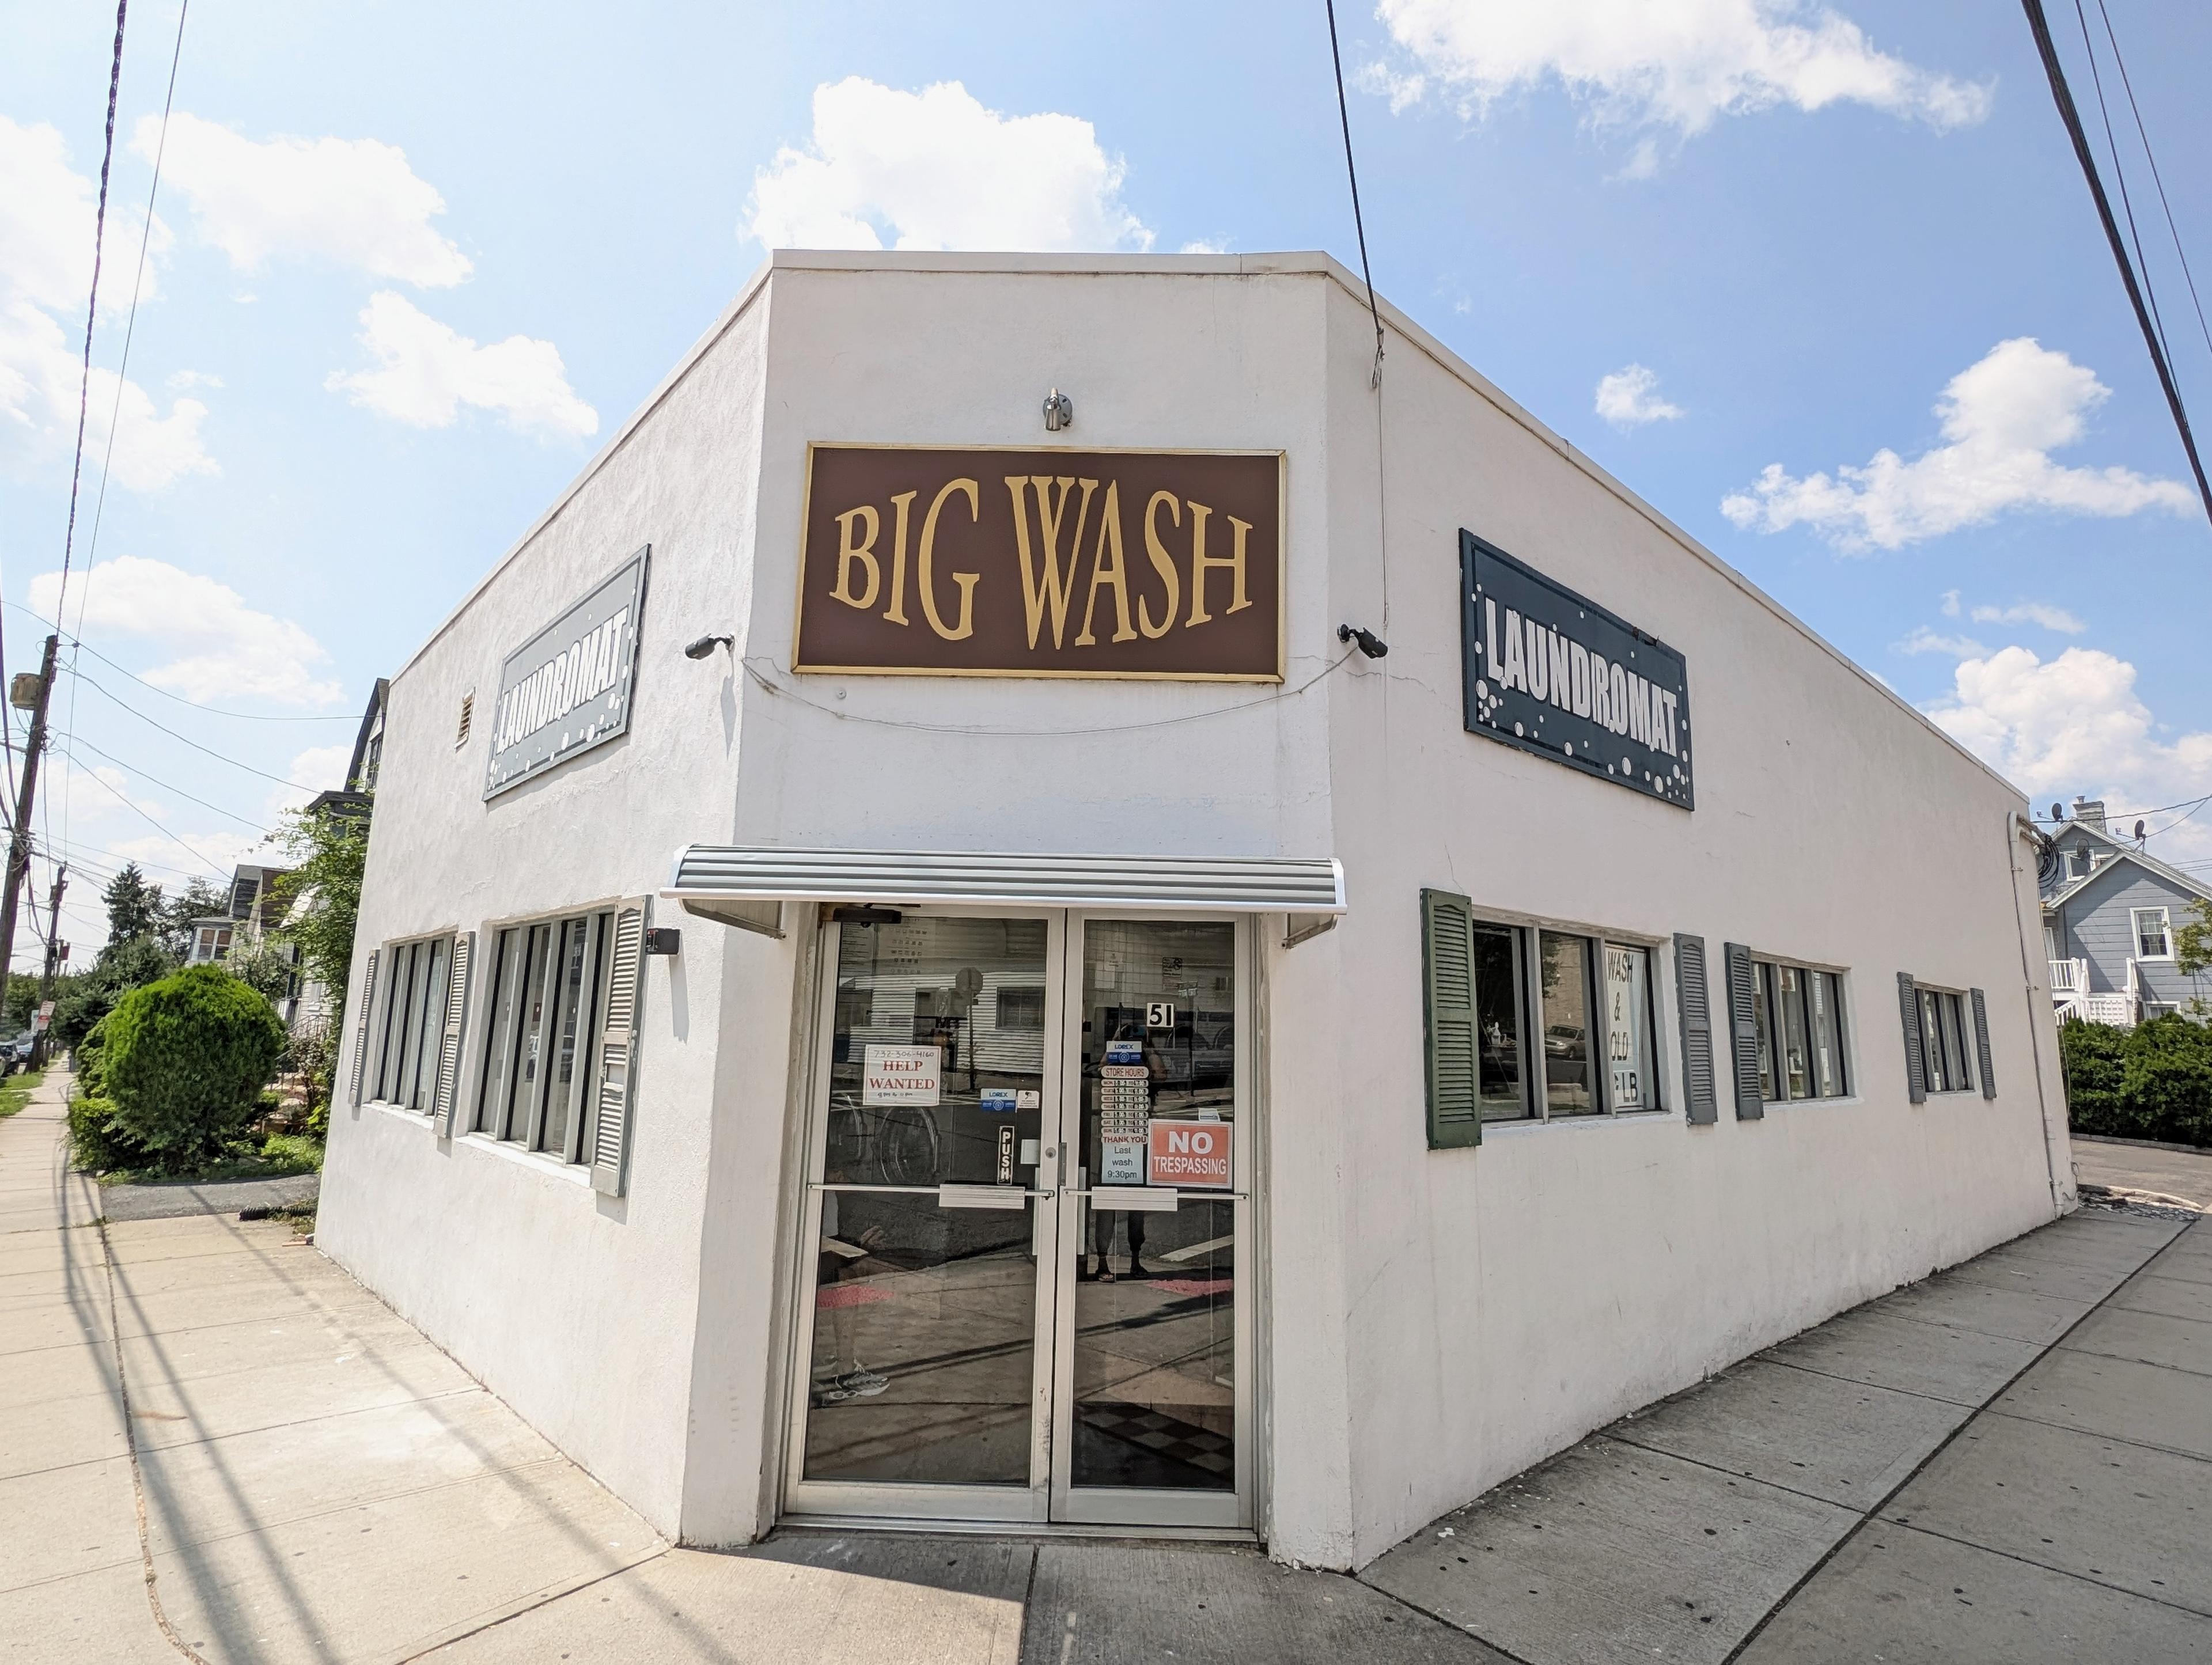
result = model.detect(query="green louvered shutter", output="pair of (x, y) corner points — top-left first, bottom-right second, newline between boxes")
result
(1674, 934), (1718, 1124)
(1898, 972), (1927, 1104)
(1724, 942), (1763, 1121)
(1422, 889), (1481, 1150)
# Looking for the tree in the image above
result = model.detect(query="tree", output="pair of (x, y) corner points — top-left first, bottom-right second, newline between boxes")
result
(225, 931), (297, 1007)
(2177, 898), (2212, 1017)
(272, 802), (368, 1016)
(158, 878), (232, 961)
(102, 863), (164, 942)
(54, 935), (177, 1049)
(101, 965), (287, 1170)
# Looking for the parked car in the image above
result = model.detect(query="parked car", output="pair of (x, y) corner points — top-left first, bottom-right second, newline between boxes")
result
(0, 1034), (31, 1073)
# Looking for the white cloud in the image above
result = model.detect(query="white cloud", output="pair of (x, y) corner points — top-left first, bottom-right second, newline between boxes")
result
(141, 113), (471, 287)
(1969, 600), (2085, 634)
(1929, 643), (2212, 862)
(263, 742), (356, 822)
(0, 117), (213, 490)
(1180, 238), (1229, 255)
(1594, 363), (1684, 427)
(744, 78), (1153, 253)
(29, 556), (344, 708)
(1939, 588), (1961, 616)
(1897, 626), (1986, 658)
(325, 291), (597, 440)
(1721, 338), (2196, 549)
(1372, 0), (1992, 136)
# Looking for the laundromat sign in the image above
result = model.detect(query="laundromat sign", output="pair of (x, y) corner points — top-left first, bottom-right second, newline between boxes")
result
(1459, 530), (1694, 809)
(484, 548), (648, 799)
(794, 445), (1283, 680)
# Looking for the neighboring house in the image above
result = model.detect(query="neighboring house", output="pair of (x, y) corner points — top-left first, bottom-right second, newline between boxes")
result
(290, 677), (388, 1034)
(2041, 797), (2211, 1026)
(187, 861), (302, 1015)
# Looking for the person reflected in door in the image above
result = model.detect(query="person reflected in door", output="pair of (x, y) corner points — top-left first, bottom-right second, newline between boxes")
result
(816, 1172), (889, 1402)
(1082, 1018), (1169, 1283)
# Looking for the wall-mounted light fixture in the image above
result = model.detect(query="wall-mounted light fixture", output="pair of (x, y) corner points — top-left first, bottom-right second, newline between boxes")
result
(1042, 388), (1073, 432)
(684, 634), (734, 661)
(1338, 623), (1388, 659)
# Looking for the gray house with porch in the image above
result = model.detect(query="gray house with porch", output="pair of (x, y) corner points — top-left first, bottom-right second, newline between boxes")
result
(2041, 798), (2210, 1025)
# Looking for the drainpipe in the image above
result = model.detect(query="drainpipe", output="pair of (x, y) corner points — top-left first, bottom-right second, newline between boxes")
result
(2006, 810), (2067, 1213)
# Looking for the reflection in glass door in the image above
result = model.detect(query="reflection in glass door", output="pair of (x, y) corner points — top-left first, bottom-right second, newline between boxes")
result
(784, 909), (1248, 1531)
(1054, 918), (1245, 1528)
(788, 913), (1060, 1521)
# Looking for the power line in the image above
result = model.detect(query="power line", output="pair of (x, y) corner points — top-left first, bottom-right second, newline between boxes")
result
(65, 733), (271, 833)
(1325, 0), (1386, 389)
(2, 602), (357, 721)
(2070, 1), (2174, 381)
(2034, 789), (2212, 825)
(71, 670), (320, 789)
(66, 0), (191, 875)
(2091, 0), (2212, 371)
(60, 749), (230, 878)
(53, 0), (132, 631)
(2021, 0), (2212, 528)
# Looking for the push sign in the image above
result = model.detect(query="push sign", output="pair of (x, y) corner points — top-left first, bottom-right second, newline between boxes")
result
(484, 548), (649, 799)
(1458, 530), (1693, 809)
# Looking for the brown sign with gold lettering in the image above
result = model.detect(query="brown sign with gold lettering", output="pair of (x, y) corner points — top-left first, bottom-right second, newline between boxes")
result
(794, 445), (1283, 680)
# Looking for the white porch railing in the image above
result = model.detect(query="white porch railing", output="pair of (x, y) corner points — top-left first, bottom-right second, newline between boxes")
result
(2052, 957), (2141, 1028)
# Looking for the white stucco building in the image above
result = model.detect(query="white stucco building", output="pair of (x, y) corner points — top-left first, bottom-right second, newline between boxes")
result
(320, 251), (2074, 1570)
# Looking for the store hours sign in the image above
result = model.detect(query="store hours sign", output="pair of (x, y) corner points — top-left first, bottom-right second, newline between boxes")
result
(1459, 530), (1694, 809)
(484, 548), (648, 799)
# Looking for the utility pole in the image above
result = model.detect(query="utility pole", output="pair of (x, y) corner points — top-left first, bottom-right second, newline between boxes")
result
(0, 634), (60, 1000)
(33, 863), (66, 1067)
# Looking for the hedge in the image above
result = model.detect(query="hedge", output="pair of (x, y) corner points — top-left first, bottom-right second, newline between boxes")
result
(2061, 1014), (2212, 1148)
(101, 965), (287, 1171)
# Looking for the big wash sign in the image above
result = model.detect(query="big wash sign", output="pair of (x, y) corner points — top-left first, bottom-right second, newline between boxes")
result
(1459, 530), (1693, 809)
(484, 548), (648, 798)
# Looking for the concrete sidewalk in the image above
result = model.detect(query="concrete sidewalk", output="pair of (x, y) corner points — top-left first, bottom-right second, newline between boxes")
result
(6, 1065), (2207, 1662)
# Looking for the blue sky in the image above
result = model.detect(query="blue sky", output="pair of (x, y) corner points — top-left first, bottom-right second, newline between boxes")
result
(3, 0), (2210, 964)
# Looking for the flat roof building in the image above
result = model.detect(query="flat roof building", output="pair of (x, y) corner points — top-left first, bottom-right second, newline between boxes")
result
(320, 252), (2073, 1569)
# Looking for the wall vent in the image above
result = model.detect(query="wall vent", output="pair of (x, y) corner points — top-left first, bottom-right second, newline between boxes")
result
(456, 691), (474, 749)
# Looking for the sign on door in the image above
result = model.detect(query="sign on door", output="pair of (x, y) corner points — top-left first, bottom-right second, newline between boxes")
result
(1147, 1118), (1231, 1189)
(861, 1044), (941, 1106)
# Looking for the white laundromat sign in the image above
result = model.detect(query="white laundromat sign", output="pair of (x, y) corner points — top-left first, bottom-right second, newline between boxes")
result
(484, 548), (649, 799)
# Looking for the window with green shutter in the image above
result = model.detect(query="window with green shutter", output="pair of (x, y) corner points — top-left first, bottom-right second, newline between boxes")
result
(1422, 889), (1481, 1149)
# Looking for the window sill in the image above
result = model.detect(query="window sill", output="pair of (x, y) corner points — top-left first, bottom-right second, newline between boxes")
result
(1481, 1109), (1676, 1138)
(453, 1131), (594, 1186)
(1763, 1094), (1866, 1112)
(369, 1099), (434, 1128)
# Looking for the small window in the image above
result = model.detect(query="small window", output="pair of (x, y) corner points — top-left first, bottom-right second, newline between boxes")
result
(994, 985), (1046, 1030)
(1601, 942), (1657, 1111)
(1916, 985), (1976, 1095)
(1752, 958), (1853, 1102)
(2133, 907), (2172, 960)
(2069, 847), (2091, 879)
(456, 691), (475, 748)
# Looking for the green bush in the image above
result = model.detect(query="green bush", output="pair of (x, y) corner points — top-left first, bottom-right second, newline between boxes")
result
(2063, 1013), (2212, 1147)
(68, 1092), (147, 1172)
(102, 966), (288, 1171)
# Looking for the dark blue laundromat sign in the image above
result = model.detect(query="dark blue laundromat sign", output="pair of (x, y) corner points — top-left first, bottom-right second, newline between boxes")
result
(1459, 530), (1694, 809)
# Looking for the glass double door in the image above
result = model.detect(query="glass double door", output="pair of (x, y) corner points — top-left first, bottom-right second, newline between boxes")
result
(786, 909), (1248, 1530)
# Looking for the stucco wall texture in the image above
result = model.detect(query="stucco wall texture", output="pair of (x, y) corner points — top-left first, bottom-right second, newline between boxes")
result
(319, 253), (2073, 1571)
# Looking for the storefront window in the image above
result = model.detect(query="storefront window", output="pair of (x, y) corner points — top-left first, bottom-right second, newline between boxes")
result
(372, 933), (452, 1110)
(1472, 923), (1525, 1120)
(1539, 932), (1595, 1117)
(474, 911), (614, 1159)
(1808, 970), (1847, 1097)
(1752, 958), (1853, 1102)
(1603, 943), (1656, 1111)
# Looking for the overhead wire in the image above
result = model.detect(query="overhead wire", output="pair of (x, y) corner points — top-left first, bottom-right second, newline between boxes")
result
(2020, 0), (2212, 527)
(71, 671), (317, 788)
(1, 603), (355, 722)
(62, 752), (231, 879)
(62, 0), (192, 874)
(2092, 1), (2212, 372)
(2071, 0), (2175, 380)
(64, 733), (271, 833)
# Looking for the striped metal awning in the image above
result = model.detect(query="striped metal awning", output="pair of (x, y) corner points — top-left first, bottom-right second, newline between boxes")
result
(661, 845), (1346, 915)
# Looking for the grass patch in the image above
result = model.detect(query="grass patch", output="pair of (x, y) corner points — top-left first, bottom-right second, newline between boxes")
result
(0, 1069), (46, 1118)
(244, 1200), (318, 1237)
(98, 1131), (324, 1188)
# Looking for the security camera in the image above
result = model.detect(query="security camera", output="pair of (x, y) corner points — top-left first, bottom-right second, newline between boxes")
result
(1336, 623), (1388, 659)
(684, 634), (733, 661)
